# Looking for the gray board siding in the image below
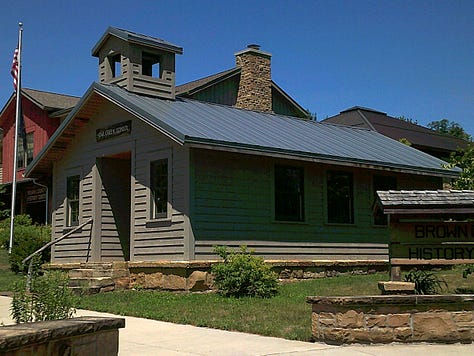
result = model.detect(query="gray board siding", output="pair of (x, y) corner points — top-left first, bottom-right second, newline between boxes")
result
(51, 102), (187, 263)
(93, 83), (458, 177)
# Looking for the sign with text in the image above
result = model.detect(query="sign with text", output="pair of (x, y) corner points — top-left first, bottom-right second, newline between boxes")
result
(390, 222), (474, 262)
(96, 120), (131, 142)
(26, 187), (46, 203)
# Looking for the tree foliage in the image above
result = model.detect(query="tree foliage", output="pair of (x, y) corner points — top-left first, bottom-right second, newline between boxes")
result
(428, 119), (471, 141)
(398, 115), (418, 125)
(445, 143), (474, 189)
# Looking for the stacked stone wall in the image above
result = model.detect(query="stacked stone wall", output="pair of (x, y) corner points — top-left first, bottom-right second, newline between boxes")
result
(307, 295), (474, 344)
(235, 49), (272, 112)
(0, 317), (124, 355)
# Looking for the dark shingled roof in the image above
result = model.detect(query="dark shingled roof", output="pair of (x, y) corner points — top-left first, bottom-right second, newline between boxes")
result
(323, 106), (469, 155)
(377, 190), (474, 209)
(23, 88), (80, 111)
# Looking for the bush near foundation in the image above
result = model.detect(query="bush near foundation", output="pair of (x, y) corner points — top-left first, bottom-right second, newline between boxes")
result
(11, 270), (76, 323)
(211, 245), (278, 298)
(0, 215), (51, 273)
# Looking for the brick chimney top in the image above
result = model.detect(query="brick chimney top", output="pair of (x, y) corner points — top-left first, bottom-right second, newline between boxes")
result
(234, 45), (272, 112)
(235, 44), (271, 59)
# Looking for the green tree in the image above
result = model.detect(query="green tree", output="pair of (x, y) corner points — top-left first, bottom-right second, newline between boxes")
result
(445, 143), (474, 189)
(398, 115), (418, 125)
(428, 119), (471, 141)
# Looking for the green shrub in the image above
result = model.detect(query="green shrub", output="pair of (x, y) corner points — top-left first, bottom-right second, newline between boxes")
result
(0, 215), (51, 273)
(404, 269), (447, 295)
(462, 265), (474, 279)
(11, 270), (76, 323)
(211, 245), (278, 298)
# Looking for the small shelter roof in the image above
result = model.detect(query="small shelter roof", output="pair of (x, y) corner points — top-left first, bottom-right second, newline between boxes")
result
(91, 26), (183, 56)
(376, 190), (474, 214)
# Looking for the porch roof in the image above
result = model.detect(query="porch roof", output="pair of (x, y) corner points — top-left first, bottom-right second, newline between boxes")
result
(26, 82), (460, 179)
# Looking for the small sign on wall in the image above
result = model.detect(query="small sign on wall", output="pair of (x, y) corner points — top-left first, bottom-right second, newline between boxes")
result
(26, 187), (46, 203)
(96, 120), (131, 142)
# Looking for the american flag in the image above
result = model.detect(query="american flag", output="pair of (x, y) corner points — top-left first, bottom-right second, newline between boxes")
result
(11, 48), (19, 91)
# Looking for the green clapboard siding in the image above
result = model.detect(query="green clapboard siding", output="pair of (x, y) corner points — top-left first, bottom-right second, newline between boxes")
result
(190, 149), (443, 258)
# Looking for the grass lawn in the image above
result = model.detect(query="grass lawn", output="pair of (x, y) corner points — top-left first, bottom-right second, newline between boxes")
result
(0, 249), (23, 293)
(1, 246), (472, 341)
(75, 267), (474, 342)
(76, 272), (388, 341)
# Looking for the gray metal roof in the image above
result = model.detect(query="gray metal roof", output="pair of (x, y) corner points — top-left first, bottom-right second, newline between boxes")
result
(92, 26), (183, 56)
(26, 82), (461, 178)
(97, 83), (459, 177)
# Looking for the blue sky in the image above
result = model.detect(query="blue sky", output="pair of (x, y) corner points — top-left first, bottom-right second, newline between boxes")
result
(1, 0), (473, 134)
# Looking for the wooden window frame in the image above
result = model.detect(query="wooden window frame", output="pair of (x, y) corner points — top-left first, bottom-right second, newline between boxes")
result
(148, 150), (172, 222)
(17, 132), (34, 168)
(66, 175), (81, 227)
(274, 165), (305, 222)
(327, 170), (354, 224)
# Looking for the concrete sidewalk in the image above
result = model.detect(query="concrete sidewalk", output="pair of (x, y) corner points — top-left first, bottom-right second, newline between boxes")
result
(1, 296), (474, 355)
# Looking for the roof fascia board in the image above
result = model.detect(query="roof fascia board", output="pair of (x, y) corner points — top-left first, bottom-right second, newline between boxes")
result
(185, 140), (459, 178)
(25, 84), (99, 177)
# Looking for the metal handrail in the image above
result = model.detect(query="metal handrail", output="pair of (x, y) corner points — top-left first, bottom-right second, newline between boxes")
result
(22, 218), (93, 290)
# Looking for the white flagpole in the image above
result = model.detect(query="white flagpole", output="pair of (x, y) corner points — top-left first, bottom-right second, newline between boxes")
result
(9, 22), (23, 254)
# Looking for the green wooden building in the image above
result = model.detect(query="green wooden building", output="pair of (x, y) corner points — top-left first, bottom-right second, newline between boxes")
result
(26, 28), (459, 265)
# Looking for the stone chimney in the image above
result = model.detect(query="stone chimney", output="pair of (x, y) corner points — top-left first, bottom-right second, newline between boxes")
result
(235, 44), (272, 112)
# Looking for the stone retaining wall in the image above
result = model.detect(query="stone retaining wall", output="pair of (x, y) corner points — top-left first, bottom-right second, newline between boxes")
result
(46, 260), (387, 292)
(0, 316), (125, 355)
(307, 295), (474, 344)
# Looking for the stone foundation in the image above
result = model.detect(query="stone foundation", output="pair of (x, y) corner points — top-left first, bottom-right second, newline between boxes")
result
(45, 260), (388, 293)
(0, 316), (125, 355)
(307, 295), (474, 344)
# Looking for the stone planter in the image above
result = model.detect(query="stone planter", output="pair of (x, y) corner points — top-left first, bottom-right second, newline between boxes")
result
(307, 295), (474, 344)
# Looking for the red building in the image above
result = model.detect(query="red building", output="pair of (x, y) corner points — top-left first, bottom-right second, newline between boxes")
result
(0, 88), (78, 223)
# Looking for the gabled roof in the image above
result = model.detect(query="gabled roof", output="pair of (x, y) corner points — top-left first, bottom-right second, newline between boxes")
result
(26, 83), (460, 179)
(22, 88), (80, 111)
(176, 68), (239, 96)
(0, 88), (80, 120)
(377, 190), (474, 214)
(176, 67), (309, 118)
(92, 26), (183, 56)
(323, 106), (469, 154)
